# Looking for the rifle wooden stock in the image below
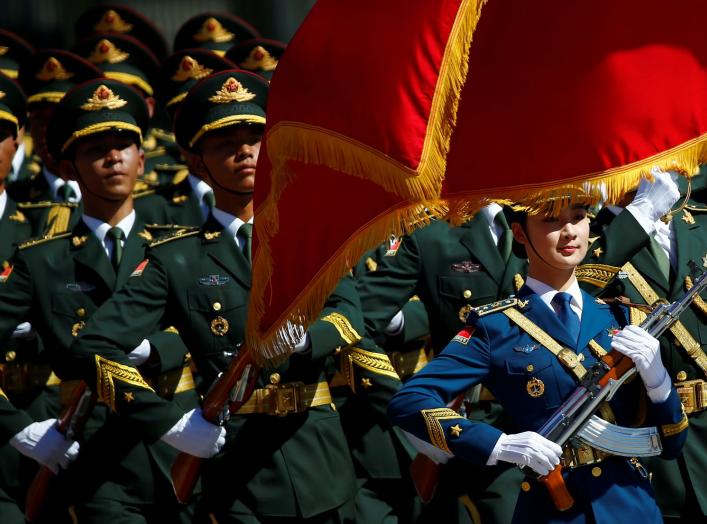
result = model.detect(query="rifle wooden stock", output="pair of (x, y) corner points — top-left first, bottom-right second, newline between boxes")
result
(540, 465), (574, 511)
(409, 393), (465, 504)
(25, 382), (92, 522)
(171, 347), (259, 504)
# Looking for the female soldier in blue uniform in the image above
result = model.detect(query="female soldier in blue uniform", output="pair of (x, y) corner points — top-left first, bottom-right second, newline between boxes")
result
(388, 199), (688, 523)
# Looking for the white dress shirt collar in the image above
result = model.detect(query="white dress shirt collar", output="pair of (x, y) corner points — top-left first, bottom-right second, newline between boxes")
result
(44, 166), (82, 203)
(211, 207), (253, 250)
(479, 203), (504, 245)
(82, 210), (136, 258)
(0, 191), (7, 220)
(10, 142), (25, 183)
(525, 275), (584, 319)
(188, 174), (214, 220)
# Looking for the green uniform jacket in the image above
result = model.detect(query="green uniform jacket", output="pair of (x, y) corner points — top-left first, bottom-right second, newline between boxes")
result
(0, 196), (32, 266)
(68, 216), (358, 519)
(579, 203), (707, 518)
(156, 173), (206, 227)
(0, 217), (197, 505)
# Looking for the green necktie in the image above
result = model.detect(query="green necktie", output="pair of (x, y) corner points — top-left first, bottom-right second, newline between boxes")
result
(238, 222), (253, 265)
(648, 238), (671, 281)
(107, 227), (125, 270)
(203, 191), (216, 212)
(495, 211), (513, 262)
(57, 184), (76, 202)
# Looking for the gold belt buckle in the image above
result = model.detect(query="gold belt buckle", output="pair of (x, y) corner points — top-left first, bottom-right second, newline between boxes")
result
(267, 382), (304, 416)
(676, 379), (705, 414)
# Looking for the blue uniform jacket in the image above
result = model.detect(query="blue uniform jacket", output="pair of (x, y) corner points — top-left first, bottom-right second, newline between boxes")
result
(388, 285), (688, 523)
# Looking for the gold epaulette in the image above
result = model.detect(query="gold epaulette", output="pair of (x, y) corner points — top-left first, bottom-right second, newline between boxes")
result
(145, 223), (197, 231)
(17, 201), (78, 210)
(576, 263), (621, 288)
(144, 146), (167, 159)
(685, 203), (707, 212)
(18, 232), (72, 250)
(474, 297), (525, 317)
(148, 227), (200, 247)
(150, 128), (176, 143)
(153, 163), (188, 172)
(171, 169), (190, 185)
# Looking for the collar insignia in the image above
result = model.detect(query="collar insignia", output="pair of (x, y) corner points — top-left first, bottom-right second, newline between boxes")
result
(208, 77), (256, 104)
(72, 235), (88, 247)
(137, 230), (153, 241)
(240, 46), (278, 72)
(452, 261), (481, 273)
(94, 10), (133, 33)
(36, 57), (74, 81)
(199, 274), (230, 286)
(193, 17), (234, 43)
(8, 210), (26, 223)
(682, 209), (696, 225)
(171, 56), (213, 82)
(88, 39), (129, 65)
(80, 85), (128, 111)
(203, 230), (221, 240)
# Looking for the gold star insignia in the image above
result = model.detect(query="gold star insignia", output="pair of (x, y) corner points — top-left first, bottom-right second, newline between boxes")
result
(361, 378), (372, 389)
(682, 210), (695, 225)
(592, 247), (603, 258)
(123, 391), (135, 402)
(449, 424), (463, 438)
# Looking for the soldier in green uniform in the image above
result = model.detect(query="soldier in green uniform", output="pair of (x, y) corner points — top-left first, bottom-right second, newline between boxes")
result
(0, 78), (199, 523)
(66, 69), (361, 522)
(154, 49), (237, 226)
(174, 13), (260, 56)
(577, 169), (707, 522)
(225, 38), (287, 81)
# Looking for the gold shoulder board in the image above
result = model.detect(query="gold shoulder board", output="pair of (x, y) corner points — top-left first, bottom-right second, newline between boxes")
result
(18, 232), (72, 250)
(148, 228), (200, 248)
(474, 298), (523, 317)
(576, 263), (621, 289)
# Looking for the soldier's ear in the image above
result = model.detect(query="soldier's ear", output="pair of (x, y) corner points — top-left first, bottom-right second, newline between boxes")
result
(59, 159), (78, 181)
(136, 146), (145, 177)
(190, 153), (209, 180)
(511, 222), (528, 246)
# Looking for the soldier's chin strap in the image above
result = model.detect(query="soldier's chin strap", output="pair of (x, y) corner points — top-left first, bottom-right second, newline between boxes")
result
(199, 157), (254, 197)
(519, 223), (572, 273)
(72, 163), (124, 204)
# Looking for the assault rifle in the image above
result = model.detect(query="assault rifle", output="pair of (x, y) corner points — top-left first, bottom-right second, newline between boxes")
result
(170, 345), (260, 503)
(529, 261), (707, 511)
(25, 382), (96, 522)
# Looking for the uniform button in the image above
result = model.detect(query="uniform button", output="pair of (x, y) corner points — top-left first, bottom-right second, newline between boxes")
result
(526, 365), (534, 373)
(270, 373), (281, 385)
(591, 467), (602, 478)
(76, 307), (86, 317)
(463, 290), (473, 299)
(521, 481), (531, 492)
(5, 351), (16, 362)
(676, 371), (687, 381)
(212, 302), (222, 312)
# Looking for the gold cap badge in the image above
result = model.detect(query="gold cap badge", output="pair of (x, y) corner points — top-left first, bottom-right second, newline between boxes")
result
(209, 77), (256, 104)
(193, 17), (234, 43)
(36, 57), (74, 81)
(80, 85), (128, 111)
(88, 39), (129, 65)
(93, 9), (133, 33)
(240, 46), (278, 72)
(171, 56), (213, 82)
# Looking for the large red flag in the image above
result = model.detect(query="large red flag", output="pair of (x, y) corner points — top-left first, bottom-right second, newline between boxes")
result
(248, 0), (707, 361)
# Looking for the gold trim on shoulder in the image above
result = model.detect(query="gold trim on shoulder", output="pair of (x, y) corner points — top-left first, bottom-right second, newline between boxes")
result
(587, 339), (608, 358)
(321, 312), (362, 346)
(209, 77), (256, 104)
(18, 232), (72, 250)
(576, 263), (620, 289)
(421, 408), (464, 453)
(514, 273), (525, 293)
(93, 9), (133, 33)
(340, 346), (399, 392)
(94, 355), (154, 412)
(171, 56), (213, 82)
(81, 85), (128, 111)
(88, 39), (130, 65)
(148, 227), (200, 247)
(36, 57), (74, 81)
(193, 17), (235, 43)
(240, 46), (278, 72)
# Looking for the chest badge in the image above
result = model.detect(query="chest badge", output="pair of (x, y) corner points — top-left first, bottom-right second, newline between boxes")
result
(526, 377), (545, 398)
(451, 261), (481, 273)
(199, 274), (230, 286)
(514, 343), (539, 354)
(210, 316), (229, 336)
(71, 321), (86, 337)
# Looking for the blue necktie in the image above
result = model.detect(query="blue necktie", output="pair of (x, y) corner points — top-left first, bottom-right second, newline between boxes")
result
(552, 292), (580, 344)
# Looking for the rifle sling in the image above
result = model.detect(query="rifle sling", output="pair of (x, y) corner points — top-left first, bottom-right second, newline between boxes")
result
(621, 262), (707, 377)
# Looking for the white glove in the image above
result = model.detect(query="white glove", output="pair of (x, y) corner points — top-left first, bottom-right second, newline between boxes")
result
(10, 419), (80, 474)
(487, 432), (563, 476)
(611, 325), (670, 402)
(10, 322), (35, 340)
(401, 429), (454, 464)
(626, 168), (680, 232)
(127, 339), (152, 366)
(384, 310), (405, 336)
(160, 408), (226, 458)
